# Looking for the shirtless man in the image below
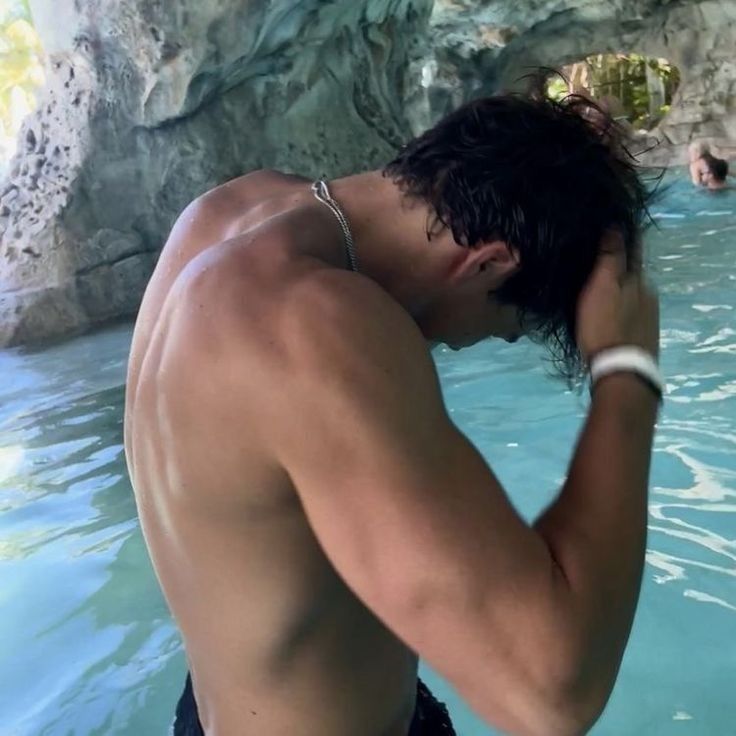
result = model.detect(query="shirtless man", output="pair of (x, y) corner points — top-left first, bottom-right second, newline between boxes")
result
(125, 95), (661, 736)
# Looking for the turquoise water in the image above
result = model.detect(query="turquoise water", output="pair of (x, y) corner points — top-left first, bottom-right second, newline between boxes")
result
(1, 176), (734, 735)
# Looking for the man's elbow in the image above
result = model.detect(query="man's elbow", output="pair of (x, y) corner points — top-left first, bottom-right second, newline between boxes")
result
(496, 687), (606, 736)
(523, 664), (613, 736)
(472, 654), (613, 736)
(537, 690), (608, 736)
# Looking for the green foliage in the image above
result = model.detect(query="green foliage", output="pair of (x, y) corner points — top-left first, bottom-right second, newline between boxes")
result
(547, 76), (568, 102)
(546, 53), (681, 131)
(1, 0), (45, 159)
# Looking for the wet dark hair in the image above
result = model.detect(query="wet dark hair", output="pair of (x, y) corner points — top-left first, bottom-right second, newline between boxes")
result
(384, 93), (655, 380)
(703, 152), (729, 181)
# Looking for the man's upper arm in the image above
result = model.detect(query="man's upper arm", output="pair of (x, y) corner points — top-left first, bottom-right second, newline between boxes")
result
(269, 273), (565, 727)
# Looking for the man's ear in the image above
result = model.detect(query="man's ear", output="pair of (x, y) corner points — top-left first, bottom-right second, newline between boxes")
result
(451, 240), (520, 285)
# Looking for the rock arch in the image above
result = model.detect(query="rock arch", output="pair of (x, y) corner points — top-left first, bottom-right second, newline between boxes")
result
(418, 0), (736, 166)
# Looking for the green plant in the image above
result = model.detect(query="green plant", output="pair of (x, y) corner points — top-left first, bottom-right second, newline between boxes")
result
(1, 0), (44, 158)
(547, 76), (568, 102)
(546, 53), (680, 131)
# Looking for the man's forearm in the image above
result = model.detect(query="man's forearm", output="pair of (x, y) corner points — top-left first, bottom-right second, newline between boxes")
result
(534, 373), (659, 702)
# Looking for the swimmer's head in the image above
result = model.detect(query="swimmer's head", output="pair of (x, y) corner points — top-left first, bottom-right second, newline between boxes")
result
(384, 92), (655, 379)
(701, 153), (729, 189)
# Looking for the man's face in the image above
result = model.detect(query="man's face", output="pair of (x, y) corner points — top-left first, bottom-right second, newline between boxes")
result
(418, 285), (527, 350)
(695, 159), (710, 185)
(415, 237), (529, 350)
(702, 167), (727, 190)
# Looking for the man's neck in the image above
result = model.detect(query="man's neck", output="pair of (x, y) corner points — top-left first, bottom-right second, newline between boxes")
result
(327, 171), (458, 317)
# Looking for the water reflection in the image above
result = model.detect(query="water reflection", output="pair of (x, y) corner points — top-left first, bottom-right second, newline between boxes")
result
(0, 332), (186, 734)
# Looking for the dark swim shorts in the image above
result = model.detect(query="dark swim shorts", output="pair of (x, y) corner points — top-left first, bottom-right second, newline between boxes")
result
(173, 673), (456, 735)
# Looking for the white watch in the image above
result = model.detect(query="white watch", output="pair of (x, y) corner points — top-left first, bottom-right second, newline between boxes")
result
(590, 346), (664, 399)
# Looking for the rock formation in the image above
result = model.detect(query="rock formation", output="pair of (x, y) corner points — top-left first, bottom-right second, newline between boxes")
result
(0, 0), (432, 346)
(1, 0), (734, 346)
(418, 0), (736, 166)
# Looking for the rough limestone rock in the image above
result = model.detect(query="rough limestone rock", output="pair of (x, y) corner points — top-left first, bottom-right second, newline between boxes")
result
(0, 0), (432, 346)
(416, 0), (736, 166)
(2, 0), (735, 346)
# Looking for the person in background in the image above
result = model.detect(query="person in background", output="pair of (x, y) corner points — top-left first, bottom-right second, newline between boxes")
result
(689, 141), (730, 190)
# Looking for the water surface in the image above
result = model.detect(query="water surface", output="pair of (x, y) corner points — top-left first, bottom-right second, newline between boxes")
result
(0, 176), (734, 734)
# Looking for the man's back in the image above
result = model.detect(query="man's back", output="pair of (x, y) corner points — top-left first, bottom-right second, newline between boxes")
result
(124, 171), (419, 735)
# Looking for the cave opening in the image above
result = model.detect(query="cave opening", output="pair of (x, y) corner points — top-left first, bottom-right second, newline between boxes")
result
(546, 53), (681, 132)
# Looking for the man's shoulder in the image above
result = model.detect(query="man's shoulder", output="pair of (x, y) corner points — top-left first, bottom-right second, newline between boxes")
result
(192, 169), (306, 214)
(198, 263), (429, 403)
(172, 239), (416, 350)
(157, 263), (430, 440)
(275, 268), (424, 359)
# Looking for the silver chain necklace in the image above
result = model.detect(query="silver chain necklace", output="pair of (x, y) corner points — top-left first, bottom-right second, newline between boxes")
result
(311, 179), (359, 273)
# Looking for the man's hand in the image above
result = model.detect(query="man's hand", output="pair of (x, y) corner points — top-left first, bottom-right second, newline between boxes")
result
(575, 230), (659, 363)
